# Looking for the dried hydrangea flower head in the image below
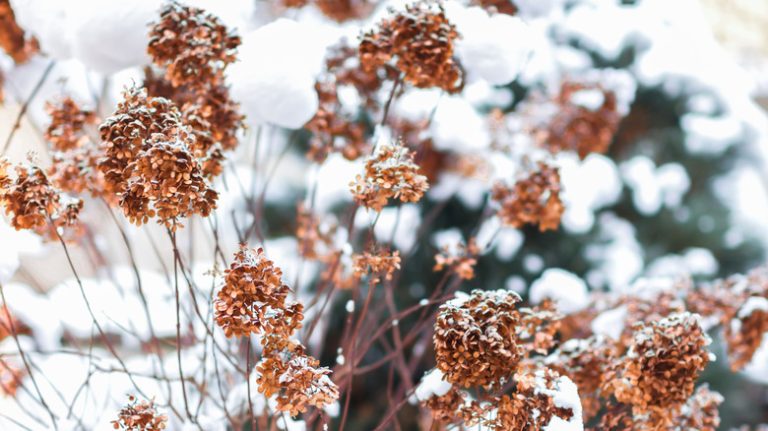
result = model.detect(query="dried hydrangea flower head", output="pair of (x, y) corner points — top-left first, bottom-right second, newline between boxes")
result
(296, 202), (338, 260)
(360, 1), (463, 93)
(724, 295), (768, 370)
(517, 299), (562, 355)
(350, 140), (428, 211)
(683, 266), (768, 370)
(674, 385), (723, 431)
(433, 238), (479, 280)
(214, 245), (339, 415)
(143, 68), (245, 179)
(414, 369), (483, 427)
(307, 79), (368, 162)
(352, 247), (401, 283)
(0, 307), (31, 342)
(0, 159), (82, 235)
(546, 82), (621, 159)
(256, 349), (340, 416)
(126, 135), (218, 228)
(602, 312), (712, 421)
(490, 367), (581, 430)
(214, 245), (303, 342)
(99, 86), (185, 194)
(99, 87), (217, 229)
(0, 358), (23, 397)
(44, 98), (97, 152)
(315, 0), (374, 22)
(0, 0), (38, 63)
(43, 98), (113, 201)
(546, 336), (615, 421)
(491, 162), (564, 231)
(473, 0), (518, 15)
(111, 395), (167, 431)
(148, 1), (240, 89)
(434, 290), (523, 388)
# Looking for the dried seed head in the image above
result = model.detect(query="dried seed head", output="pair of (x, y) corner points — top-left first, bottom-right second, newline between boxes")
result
(111, 396), (167, 431)
(546, 82), (621, 159)
(473, 0), (518, 15)
(602, 312), (712, 418)
(256, 351), (340, 416)
(144, 68), (245, 179)
(0, 160), (82, 237)
(490, 367), (578, 430)
(433, 239), (479, 280)
(0, 0), (38, 63)
(148, 1), (241, 89)
(314, 0), (374, 22)
(674, 385), (723, 431)
(0, 358), (23, 397)
(98, 87), (217, 229)
(214, 245), (303, 344)
(491, 162), (564, 231)
(546, 336), (615, 421)
(724, 296), (768, 371)
(352, 247), (401, 283)
(360, 1), (463, 92)
(350, 141), (428, 212)
(44, 98), (97, 152)
(434, 290), (523, 388)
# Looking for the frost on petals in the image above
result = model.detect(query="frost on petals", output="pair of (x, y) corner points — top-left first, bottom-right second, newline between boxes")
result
(434, 289), (523, 388)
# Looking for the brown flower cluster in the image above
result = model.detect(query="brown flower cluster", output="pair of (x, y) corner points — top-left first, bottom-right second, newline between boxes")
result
(547, 336), (615, 421)
(0, 307), (31, 342)
(674, 385), (723, 431)
(687, 266), (768, 370)
(0, 0), (37, 63)
(546, 82), (621, 159)
(422, 385), (480, 426)
(111, 395), (167, 431)
(282, 0), (373, 22)
(256, 352), (339, 416)
(350, 141), (428, 211)
(473, 0), (518, 15)
(214, 245), (303, 339)
(601, 313), (711, 424)
(352, 247), (401, 283)
(146, 2), (244, 178)
(98, 87), (218, 229)
(489, 367), (576, 430)
(724, 296), (768, 370)
(492, 162), (564, 231)
(43, 98), (112, 200)
(44, 98), (97, 151)
(296, 202), (337, 260)
(0, 358), (23, 397)
(0, 159), (82, 236)
(148, 1), (240, 89)
(434, 289), (523, 388)
(360, 1), (463, 93)
(419, 365), (580, 430)
(214, 245), (339, 415)
(306, 78), (369, 162)
(517, 300), (562, 355)
(433, 238), (479, 280)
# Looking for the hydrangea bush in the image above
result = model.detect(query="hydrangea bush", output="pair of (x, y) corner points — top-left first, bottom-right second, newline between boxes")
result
(0, 0), (767, 429)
